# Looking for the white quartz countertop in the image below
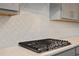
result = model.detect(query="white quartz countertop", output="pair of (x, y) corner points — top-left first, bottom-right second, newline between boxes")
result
(0, 37), (79, 56)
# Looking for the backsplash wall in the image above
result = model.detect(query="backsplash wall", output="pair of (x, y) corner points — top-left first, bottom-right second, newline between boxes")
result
(0, 3), (79, 48)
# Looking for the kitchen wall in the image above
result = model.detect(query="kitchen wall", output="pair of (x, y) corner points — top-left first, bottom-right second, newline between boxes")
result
(0, 3), (79, 48)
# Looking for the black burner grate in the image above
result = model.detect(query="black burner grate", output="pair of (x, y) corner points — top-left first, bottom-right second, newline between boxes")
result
(18, 38), (71, 53)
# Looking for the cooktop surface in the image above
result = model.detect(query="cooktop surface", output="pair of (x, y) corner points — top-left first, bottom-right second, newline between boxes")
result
(18, 38), (71, 53)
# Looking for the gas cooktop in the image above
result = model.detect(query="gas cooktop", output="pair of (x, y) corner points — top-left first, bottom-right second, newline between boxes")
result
(18, 38), (71, 53)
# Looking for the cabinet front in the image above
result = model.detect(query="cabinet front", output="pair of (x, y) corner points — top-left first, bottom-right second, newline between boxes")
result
(0, 3), (19, 11)
(76, 46), (79, 55)
(61, 3), (79, 20)
(0, 3), (19, 16)
(54, 48), (75, 56)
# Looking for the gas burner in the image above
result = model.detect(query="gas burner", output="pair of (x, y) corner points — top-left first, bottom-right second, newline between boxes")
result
(18, 38), (71, 53)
